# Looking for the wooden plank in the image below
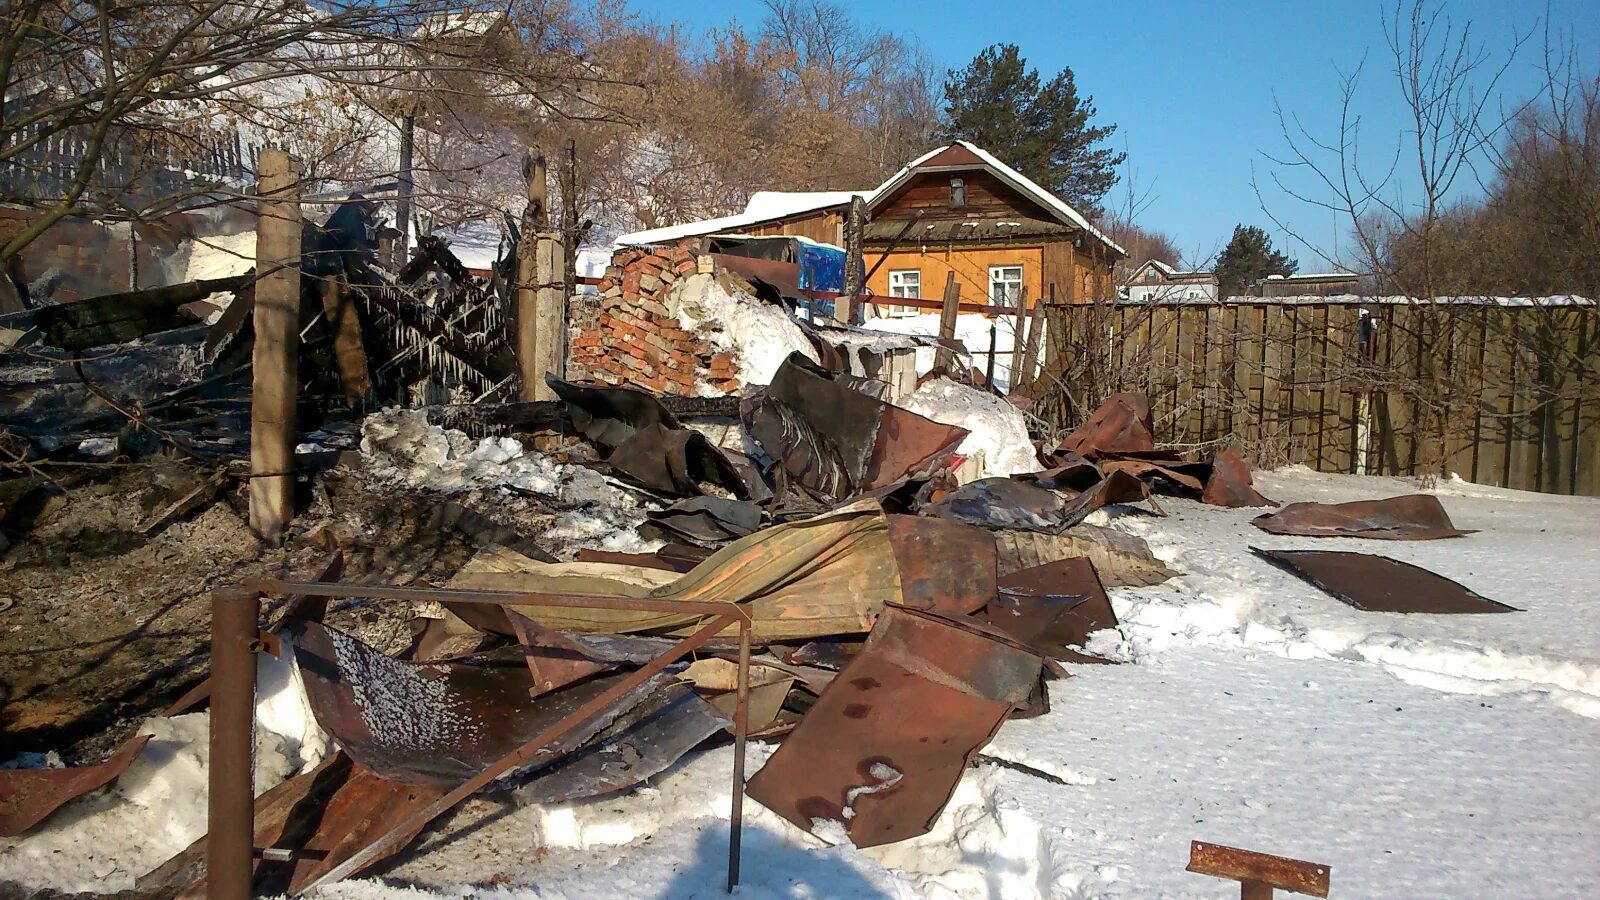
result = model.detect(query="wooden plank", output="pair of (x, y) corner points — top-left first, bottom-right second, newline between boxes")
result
(1575, 310), (1600, 496)
(517, 155), (550, 402)
(934, 271), (961, 374)
(249, 149), (302, 544)
(1553, 309), (1582, 494)
(1200, 305), (1224, 447)
(1476, 308), (1510, 487)
(1506, 309), (1538, 491)
(318, 275), (371, 406)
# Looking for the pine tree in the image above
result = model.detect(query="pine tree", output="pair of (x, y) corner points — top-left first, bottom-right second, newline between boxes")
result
(942, 44), (1124, 214)
(1214, 225), (1298, 296)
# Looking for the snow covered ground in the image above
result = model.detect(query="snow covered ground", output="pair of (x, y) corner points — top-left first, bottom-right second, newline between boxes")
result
(862, 312), (1032, 390)
(4, 468), (1597, 898)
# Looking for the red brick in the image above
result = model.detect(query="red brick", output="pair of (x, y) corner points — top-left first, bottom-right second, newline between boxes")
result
(622, 271), (641, 296)
(674, 259), (696, 275)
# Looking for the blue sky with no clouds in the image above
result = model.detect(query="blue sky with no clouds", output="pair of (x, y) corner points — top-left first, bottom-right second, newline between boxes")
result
(622, 0), (1596, 270)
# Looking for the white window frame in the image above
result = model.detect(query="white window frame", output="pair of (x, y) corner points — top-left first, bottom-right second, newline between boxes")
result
(989, 265), (1023, 308)
(886, 269), (921, 316)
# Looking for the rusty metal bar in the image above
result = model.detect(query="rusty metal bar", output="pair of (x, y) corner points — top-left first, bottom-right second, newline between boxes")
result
(299, 611), (746, 892)
(726, 617), (752, 892)
(1242, 881), (1274, 900)
(207, 587), (261, 900)
(1187, 841), (1330, 898)
(242, 578), (739, 617)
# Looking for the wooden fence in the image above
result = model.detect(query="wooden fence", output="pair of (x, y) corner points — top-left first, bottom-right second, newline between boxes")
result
(1043, 299), (1600, 496)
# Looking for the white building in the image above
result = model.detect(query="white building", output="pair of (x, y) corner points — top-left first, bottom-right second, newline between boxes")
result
(1123, 258), (1218, 303)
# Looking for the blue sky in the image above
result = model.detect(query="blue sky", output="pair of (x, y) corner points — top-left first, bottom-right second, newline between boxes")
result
(623, 0), (1596, 270)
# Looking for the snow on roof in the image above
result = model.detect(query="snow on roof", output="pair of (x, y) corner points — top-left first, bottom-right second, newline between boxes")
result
(867, 141), (1125, 256)
(1275, 271), (1364, 281)
(615, 190), (869, 248)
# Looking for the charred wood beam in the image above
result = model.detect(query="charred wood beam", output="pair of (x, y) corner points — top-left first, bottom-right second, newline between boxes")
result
(35, 275), (251, 350)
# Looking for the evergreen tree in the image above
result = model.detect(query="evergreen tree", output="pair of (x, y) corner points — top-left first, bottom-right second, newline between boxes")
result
(942, 44), (1124, 214)
(1214, 225), (1298, 296)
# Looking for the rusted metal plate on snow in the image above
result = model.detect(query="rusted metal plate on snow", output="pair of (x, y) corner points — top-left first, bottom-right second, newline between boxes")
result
(1188, 840), (1331, 897)
(1253, 494), (1474, 540)
(0, 734), (150, 836)
(1253, 548), (1517, 613)
(986, 556), (1119, 654)
(287, 620), (672, 786)
(746, 605), (1042, 848)
(1201, 449), (1275, 508)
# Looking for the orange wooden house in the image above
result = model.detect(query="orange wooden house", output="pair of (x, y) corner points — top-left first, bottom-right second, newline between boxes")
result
(614, 141), (1125, 315)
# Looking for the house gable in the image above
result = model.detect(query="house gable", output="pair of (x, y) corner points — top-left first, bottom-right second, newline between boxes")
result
(872, 168), (1056, 223)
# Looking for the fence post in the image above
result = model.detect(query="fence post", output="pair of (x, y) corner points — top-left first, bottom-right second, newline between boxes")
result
(249, 149), (301, 544)
(935, 272), (960, 374)
(517, 155), (566, 402)
(207, 587), (261, 900)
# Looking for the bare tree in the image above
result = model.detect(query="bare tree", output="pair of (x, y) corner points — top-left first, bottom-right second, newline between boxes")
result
(1256, 0), (1529, 478)
(0, 0), (614, 266)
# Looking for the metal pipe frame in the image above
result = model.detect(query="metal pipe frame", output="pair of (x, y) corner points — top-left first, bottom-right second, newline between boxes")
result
(209, 581), (755, 898)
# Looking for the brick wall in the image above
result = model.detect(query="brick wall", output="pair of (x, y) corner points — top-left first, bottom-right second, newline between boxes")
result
(568, 242), (744, 397)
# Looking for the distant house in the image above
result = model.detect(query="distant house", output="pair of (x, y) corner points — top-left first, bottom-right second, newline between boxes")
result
(1256, 272), (1365, 297)
(1123, 259), (1218, 303)
(614, 141), (1125, 317)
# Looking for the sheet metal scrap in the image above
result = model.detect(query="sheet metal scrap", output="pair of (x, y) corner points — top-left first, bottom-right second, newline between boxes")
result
(1051, 392), (1156, 459)
(743, 352), (967, 501)
(138, 752), (446, 898)
(993, 525), (1177, 588)
(641, 496), (762, 546)
(511, 684), (730, 806)
(287, 620), (675, 786)
(1253, 494), (1475, 540)
(508, 610), (673, 698)
(926, 471), (1160, 534)
(985, 557), (1119, 656)
(1201, 449), (1275, 508)
(0, 734), (151, 836)
(746, 605), (1043, 848)
(1253, 548), (1517, 613)
(448, 505), (994, 643)
(607, 422), (752, 499)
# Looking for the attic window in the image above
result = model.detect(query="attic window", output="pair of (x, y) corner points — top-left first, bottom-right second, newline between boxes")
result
(950, 178), (966, 207)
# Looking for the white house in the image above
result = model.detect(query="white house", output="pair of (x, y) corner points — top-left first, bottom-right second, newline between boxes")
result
(1123, 259), (1218, 303)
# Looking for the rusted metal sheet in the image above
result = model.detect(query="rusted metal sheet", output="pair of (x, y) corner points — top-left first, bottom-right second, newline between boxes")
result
(512, 684), (730, 806)
(986, 556), (1119, 655)
(1253, 548), (1517, 613)
(138, 752), (446, 897)
(927, 471), (1160, 534)
(1051, 392), (1155, 459)
(607, 422), (752, 499)
(1253, 494), (1475, 540)
(575, 547), (704, 573)
(508, 610), (673, 697)
(744, 353), (966, 501)
(641, 496), (762, 545)
(884, 515), (996, 617)
(1187, 840), (1331, 897)
(287, 620), (673, 786)
(0, 734), (151, 836)
(1202, 449), (1276, 508)
(746, 605), (1043, 848)
(993, 525), (1177, 588)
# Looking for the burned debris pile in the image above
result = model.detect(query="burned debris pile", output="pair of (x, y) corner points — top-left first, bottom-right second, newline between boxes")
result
(0, 217), (1515, 895)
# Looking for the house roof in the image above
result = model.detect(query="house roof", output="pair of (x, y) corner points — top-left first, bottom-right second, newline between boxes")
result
(614, 191), (867, 247)
(615, 140), (1123, 255)
(867, 141), (1124, 256)
(1127, 257), (1215, 284)
(865, 216), (1074, 243)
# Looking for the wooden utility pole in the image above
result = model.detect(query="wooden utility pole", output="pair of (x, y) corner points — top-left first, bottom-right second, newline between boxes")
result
(563, 138), (579, 304)
(249, 149), (301, 544)
(839, 194), (866, 325)
(934, 271), (960, 374)
(517, 154), (565, 401)
(1011, 285), (1029, 388)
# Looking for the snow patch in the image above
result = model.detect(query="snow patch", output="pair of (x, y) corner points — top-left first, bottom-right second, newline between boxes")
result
(664, 272), (817, 388)
(900, 377), (1037, 481)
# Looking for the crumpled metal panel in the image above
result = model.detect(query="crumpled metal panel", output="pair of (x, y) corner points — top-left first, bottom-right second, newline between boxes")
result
(1052, 393), (1155, 459)
(986, 556), (1119, 655)
(746, 605), (1043, 848)
(512, 683), (730, 806)
(1253, 494), (1475, 540)
(1201, 449), (1275, 508)
(607, 422), (752, 499)
(288, 620), (672, 786)
(0, 734), (150, 836)
(641, 496), (763, 546)
(137, 752), (446, 898)
(1253, 548), (1517, 613)
(925, 471), (1160, 534)
(546, 375), (679, 452)
(509, 611), (675, 698)
(744, 353), (967, 501)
